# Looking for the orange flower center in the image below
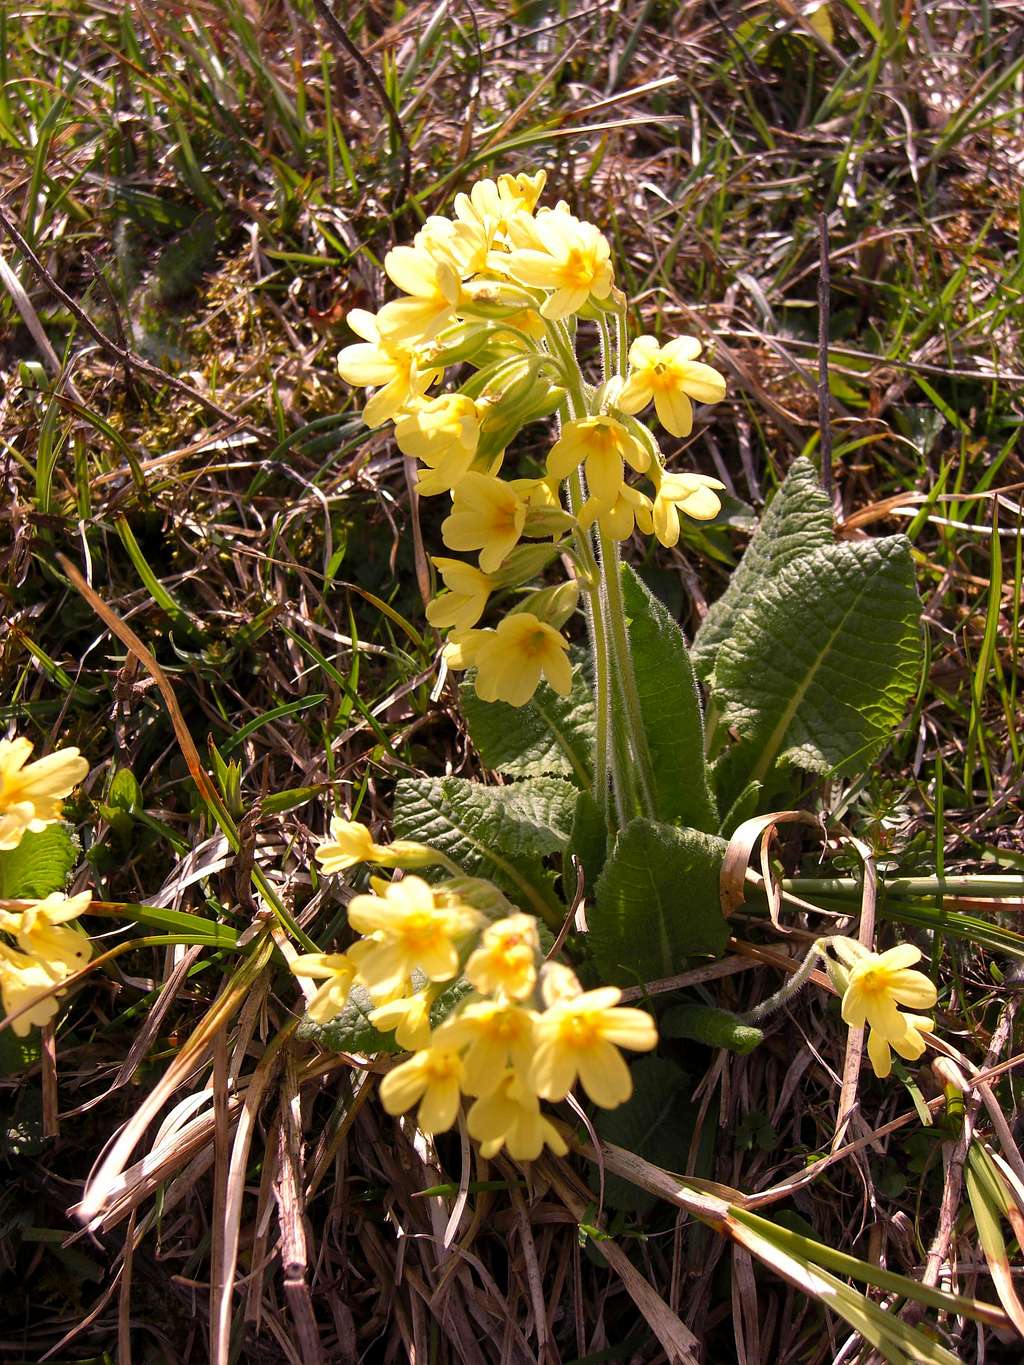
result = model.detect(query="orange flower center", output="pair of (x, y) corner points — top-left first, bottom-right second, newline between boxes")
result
(559, 1012), (599, 1049)
(562, 247), (595, 288)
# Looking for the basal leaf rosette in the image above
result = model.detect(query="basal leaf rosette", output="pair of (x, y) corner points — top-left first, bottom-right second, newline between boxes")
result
(335, 170), (728, 709)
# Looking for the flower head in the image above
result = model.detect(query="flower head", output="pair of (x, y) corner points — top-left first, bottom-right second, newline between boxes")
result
(578, 482), (654, 542)
(472, 613), (571, 707)
(425, 558), (495, 635)
(464, 913), (540, 1000)
(315, 815), (437, 874)
(531, 987), (657, 1108)
(502, 209), (613, 320)
(0, 738), (89, 851)
(467, 1069), (568, 1161)
(838, 942), (938, 1078)
(346, 876), (482, 997)
(377, 237), (461, 345)
(379, 1044), (465, 1134)
(440, 472), (527, 573)
(0, 891), (92, 978)
(617, 335), (726, 437)
(435, 998), (538, 1096)
(337, 310), (439, 426)
(547, 416), (650, 506)
(649, 470), (725, 547)
(0, 943), (63, 1036)
(394, 395), (480, 496)
(291, 951), (359, 1024)
(368, 988), (435, 1051)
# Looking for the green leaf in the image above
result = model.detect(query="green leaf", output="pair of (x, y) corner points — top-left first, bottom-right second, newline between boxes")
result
(107, 767), (140, 813)
(459, 653), (595, 786)
(298, 982), (400, 1056)
(713, 537), (922, 793)
(591, 1057), (695, 1214)
(590, 819), (729, 984)
(621, 566), (718, 833)
(661, 1003), (763, 1054)
(692, 457), (833, 682)
(0, 825), (78, 899)
(0, 1028), (41, 1077)
(392, 776), (576, 920)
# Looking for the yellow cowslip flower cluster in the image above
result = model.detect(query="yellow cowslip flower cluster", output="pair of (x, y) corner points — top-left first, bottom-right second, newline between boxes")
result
(294, 822), (658, 1160)
(0, 891), (93, 1035)
(337, 170), (728, 707)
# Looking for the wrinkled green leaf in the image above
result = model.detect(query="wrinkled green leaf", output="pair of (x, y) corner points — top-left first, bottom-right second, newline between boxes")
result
(621, 566), (718, 833)
(692, 457), (833, 682)
(569, 789), (608, 894)
(590, 819), (729, 983)
(459, 653), (595, 786)
(713, 536), (922, 795)
(661, 1002), (763, 1054)
(393, 776), (575, 919)
(0, 825), (78, 900)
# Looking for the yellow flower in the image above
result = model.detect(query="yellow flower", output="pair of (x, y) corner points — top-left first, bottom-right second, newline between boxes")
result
(368, 988), (435, 1051)
(473, 613), (571, 707)
(425, 558), (495, 634)
(0, 737), (89, 851)
(467, 1069), (568, 1161)
(531, 987), (657, 1108)
(649, 469), (725, 547)
(838, 943), (938, 1078)
(290, 952), (359, 1024)
(435, 999), (538, 1095)
(376, 236), (461, 345)
(442, 629), (487, 672)
(547, 416), (650, 506)
(337, 309), (439, 426)
(454, 171), (547, 237)
(539, 960), (583, 1007)
(464, 913), (540, 1000)
(315, 815), (436, 874)
(394, 395), (480, 496)
(0, 890), (92, 978)
(502, 208), (613, 320)
(867, 1014), (935, 1079)
(346, 876), (482, 997)
(578, 483), (654, 542)
(0, 943), (63, 1036)
(379, 1044), (465, 1133)
(617, 335), (726, 437)
(440, 472), (527, 573)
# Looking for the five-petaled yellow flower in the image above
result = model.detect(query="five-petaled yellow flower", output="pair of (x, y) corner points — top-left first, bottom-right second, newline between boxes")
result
(502, 208), (613, 320)
(618, 335), (726, 437)
(0, 944), (64, 1036)
(425, 558), (495, 635)
(290, 951), (359, 1024)
(547, 416), (650, 507)
(0, 891), (92, 979)
(472, 613), (572, 707)
(0, 738), (89, 851)
(379, 1044), (465, 1134)
(394, 395), (480, 496)
(337, 310), (439, 427)
(346, 876), (482, 997)
(467, 1069), (569, 1161)
(837, 942), (938, 1079)
(531, 986), (658, 1108)
(649, 470), (726, 547)
(440, 472), (527, 574)
(464, 913), (540, 1000)
(315, 815), (437, 874)
(435, 998), (538, 1095)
